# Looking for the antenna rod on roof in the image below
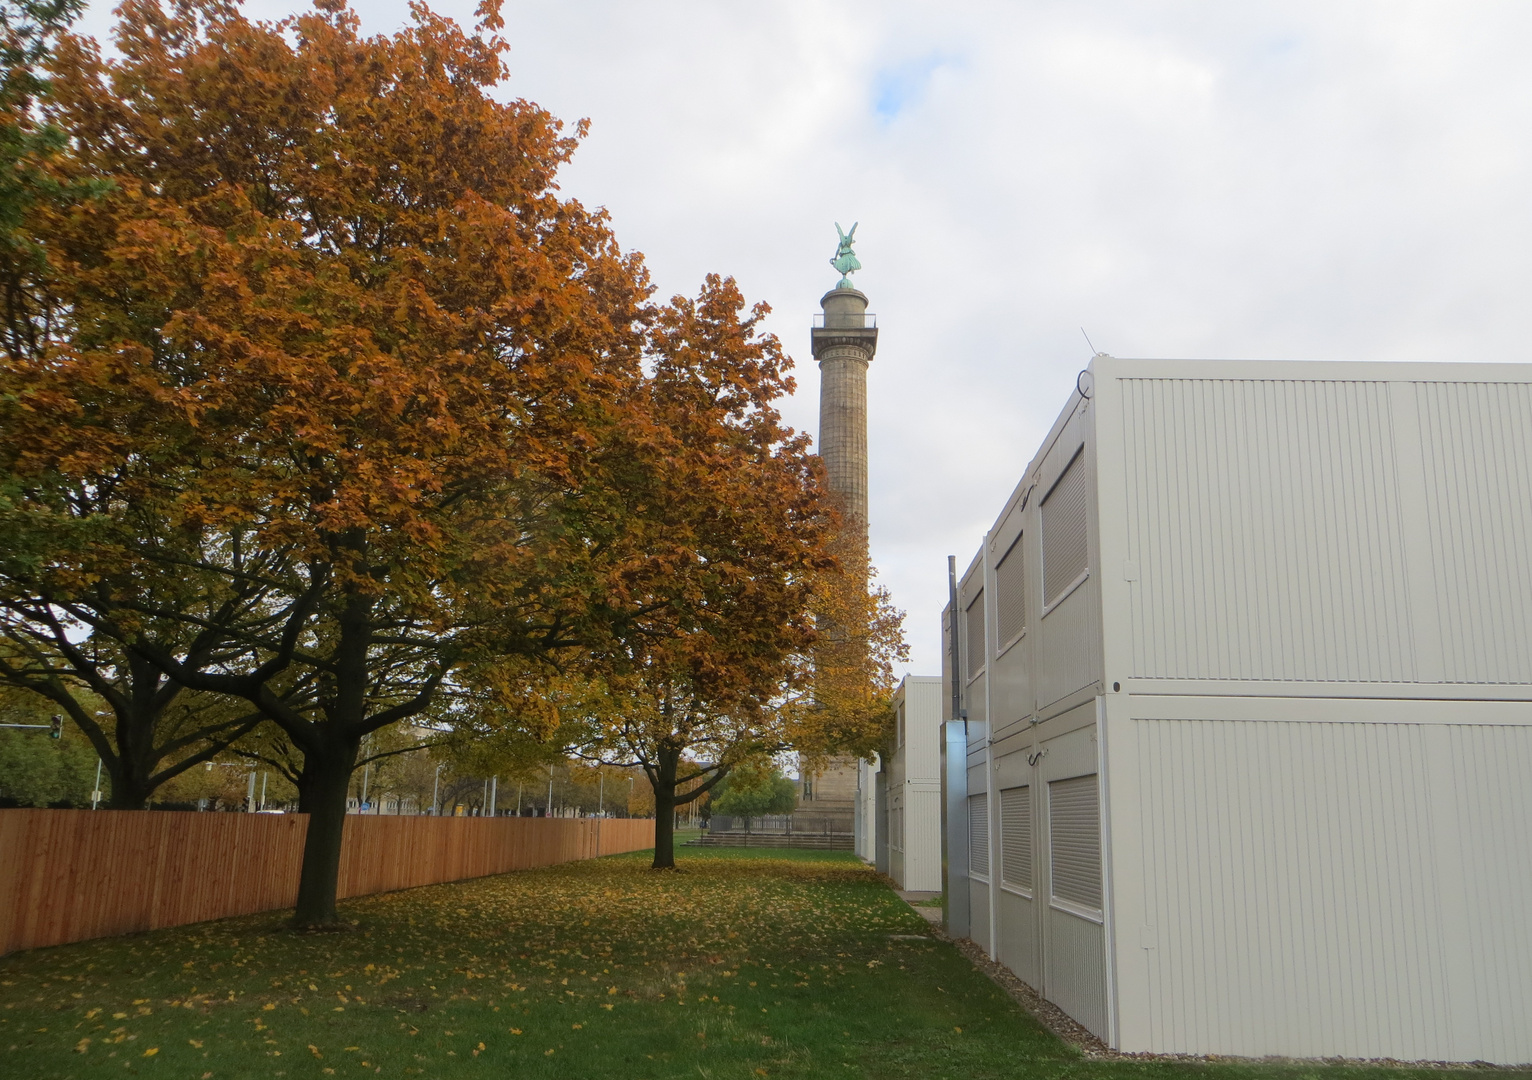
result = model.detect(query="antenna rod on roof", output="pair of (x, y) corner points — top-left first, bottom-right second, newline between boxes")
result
(1081, 327), (1099, 356)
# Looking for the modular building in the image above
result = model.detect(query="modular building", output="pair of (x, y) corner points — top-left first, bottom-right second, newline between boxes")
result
(855, 676), (943, 892)
(887, 676), (944, 890)
(942, 357), (1532, 1064)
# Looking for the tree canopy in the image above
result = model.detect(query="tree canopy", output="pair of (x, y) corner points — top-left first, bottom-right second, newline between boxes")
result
(0, 0), (906, 918)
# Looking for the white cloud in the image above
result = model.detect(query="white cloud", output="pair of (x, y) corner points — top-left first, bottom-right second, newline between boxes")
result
(77, 0), (1532, 676)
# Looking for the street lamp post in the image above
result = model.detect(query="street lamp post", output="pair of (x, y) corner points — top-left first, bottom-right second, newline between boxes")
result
(431, 763), (443, 816)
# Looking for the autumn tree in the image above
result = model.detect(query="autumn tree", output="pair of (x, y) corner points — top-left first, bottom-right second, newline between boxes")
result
(709, 761), (796, 827)
(560, 275), (850, 868)
(0, 0), (654, 925)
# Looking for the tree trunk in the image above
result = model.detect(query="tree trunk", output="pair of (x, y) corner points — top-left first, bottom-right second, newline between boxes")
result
(650, 751), (678, 870)
(103, 759), (151, 810)
(292, 736), (359, 928)
(103, 720), (154, 810)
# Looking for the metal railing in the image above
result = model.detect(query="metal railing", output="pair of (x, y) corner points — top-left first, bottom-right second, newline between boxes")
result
(812, 313), (877, 329)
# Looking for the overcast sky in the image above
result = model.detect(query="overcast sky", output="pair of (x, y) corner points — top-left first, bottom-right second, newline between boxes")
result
(78, 1), (1532, 677)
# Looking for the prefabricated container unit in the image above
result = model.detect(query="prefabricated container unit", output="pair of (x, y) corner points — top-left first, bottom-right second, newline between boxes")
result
(885, 675), (944, 892)
(854, 757), (878, 863)
(941, 357), (1532, 1065)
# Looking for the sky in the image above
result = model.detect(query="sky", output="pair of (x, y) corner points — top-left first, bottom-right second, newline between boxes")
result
(76, 1), (1532, 678)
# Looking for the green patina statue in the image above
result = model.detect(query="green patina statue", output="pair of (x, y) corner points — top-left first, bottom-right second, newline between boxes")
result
(830, 221), (861, 289)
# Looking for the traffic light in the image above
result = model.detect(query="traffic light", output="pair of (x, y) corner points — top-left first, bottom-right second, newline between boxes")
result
(49, 715), (62, 739)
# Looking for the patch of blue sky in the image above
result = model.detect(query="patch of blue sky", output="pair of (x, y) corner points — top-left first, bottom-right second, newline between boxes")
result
(873, 52), (960, 122)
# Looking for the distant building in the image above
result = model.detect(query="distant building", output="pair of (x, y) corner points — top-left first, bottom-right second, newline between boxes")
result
(943, 357), (1532, 1064)
(868, 676), (943, 890)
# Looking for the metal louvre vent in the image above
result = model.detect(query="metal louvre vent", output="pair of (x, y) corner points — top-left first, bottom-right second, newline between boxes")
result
(965, 589), (986, 677)
(995, 535), (1025, 645)
(892, 805), (903, 851)
(1042, 448), (1090, 606)
(968, 794), (989, 879)
(1048, 774), (1102, 911)
(1000, 785), (1032, 891)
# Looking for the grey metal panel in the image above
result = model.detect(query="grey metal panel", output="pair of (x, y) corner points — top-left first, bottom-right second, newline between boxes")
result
(1042, 448), (1090, 606)
(1048, 775), (1102, 911)
(901, 787), (945, 891)
(1000, 785), (1033, 892)
(989, 526), (1033, 731)
(1443, 724), (1532, 1064)
(998, 888), (1039, 989)
(1118, 377), (1417, 683)
(1047, 905), (1109, 1036)
(1129, 715), (1532, 1062)
(967, 794), (990, 879)
(1416, 381), (1532, 684)
(970, 879), (992, 953)
(1038, 722), (1109, 1040)
(1038, 584), (1097, 709)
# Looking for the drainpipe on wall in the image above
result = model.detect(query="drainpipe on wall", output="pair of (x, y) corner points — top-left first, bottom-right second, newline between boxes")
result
(943, 555), (971, 940)
(874, 764), (889, 875)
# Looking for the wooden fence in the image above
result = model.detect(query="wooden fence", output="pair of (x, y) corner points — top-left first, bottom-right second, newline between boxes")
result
(0, 810), (653, 956)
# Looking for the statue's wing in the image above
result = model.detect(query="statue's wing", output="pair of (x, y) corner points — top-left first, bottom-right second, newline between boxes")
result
(846, 222), (858, 241)
(835, 222), (846, 241)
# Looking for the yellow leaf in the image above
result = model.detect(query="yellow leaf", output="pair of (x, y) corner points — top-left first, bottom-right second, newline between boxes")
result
(143, 1047), (159, 1057)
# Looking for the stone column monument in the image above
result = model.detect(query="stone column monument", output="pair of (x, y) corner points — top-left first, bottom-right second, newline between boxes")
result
(790, 223), (879, 849)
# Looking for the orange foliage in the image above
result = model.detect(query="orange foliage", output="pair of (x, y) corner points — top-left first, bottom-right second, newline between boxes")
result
(0, 0), (651, 923)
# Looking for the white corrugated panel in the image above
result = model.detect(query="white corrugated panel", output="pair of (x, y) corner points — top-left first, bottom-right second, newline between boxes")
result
(968, 794), (989, 879)
(1444, 724), (1532, 1063)
(1048, 775), (1101, 911)
(966, 590), (986, 677)
(1000, 785), (1032, 891)
(1042, 449), (1090, 606)
(1118, 378), (1416, 682)
(1415, 381), (1532, 684)
(995, 534), (1026, 645)
(1132, 716), (1532, 1062)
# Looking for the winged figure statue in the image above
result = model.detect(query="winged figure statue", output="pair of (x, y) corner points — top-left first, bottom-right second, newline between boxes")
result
(830, 221), (861, 289)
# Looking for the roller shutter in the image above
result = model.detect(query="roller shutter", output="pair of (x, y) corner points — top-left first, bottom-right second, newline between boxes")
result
(965, 590), (985, 677)
(1048, 774), (1101, 912)
(1000, 785), (1032, 892)
(995, 535), (1025, 645)
(1042, 448), (1089, 606)
(968, 794), (989, 879)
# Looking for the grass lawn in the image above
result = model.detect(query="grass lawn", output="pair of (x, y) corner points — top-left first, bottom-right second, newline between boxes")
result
(0, 846), (1513, 1079)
